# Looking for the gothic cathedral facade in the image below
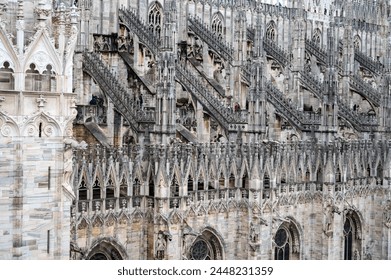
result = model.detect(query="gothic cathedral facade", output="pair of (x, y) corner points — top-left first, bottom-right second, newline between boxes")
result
(1, 0), (391, 260)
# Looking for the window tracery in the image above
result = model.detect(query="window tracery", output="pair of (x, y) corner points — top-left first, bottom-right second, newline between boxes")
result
(354, 35), (361, 50)
(211, 13), (223, 40)
(148, 3), (162, 39)
(312, 28), (322, 46)
(25, 63), (56, 92)
(266, 21), (276, 41)
(344, 211), (362, 260)
(274, 228), (289, 260)
(274, 222), (300, 260)
(189, 230), (223, 260)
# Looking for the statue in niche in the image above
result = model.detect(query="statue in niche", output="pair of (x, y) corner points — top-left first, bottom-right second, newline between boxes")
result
(155, 230), (172, 260)
(249, 222), (259, 243)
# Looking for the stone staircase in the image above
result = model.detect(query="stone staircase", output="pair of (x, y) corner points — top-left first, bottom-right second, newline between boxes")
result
(264, 81), (321, 131)
(305, 39), (327, 65)
(263, 37), (291, 68)
(337, 98), (378, 132)
(82, 52), (155, 133)
(176, 61), (246, 131)
(188, 15), (234, 62)
(354, 49), (384, 76)
(119, 8), (159, 55)
(247, 28), (291, 68)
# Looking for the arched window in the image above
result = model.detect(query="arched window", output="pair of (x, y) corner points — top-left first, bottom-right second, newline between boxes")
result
(106, 178), (115, 199)
(187, 175), (194, 192)
(148, 3), (162, 39)
(274, 227), (290, 260)
(105, 177), (115, 210)
(86, 240), (126, 260)
(197, 178), (204, 191)
(0, 61), (14, 90)
(344, 211), (362, 260)
(189, 229), (224, 260)
(354, 35), (361, 51)
(266, 21), (276, 41)
(376, 164), (383, 185)
(149, 177), (155, 197)
(211, 13), (223, 40)
(42, 65), (56, 92)
(274, 221), (300, 260)
(133, 178), (140, 196)
(78, 178), (87, 201)
(263, 172), (270, 199)
(317, 167), (323, 183)
(25, 63), (41, 91)
(305, 169), (311, 182)
(170, 175), (179, 197)
(312, 28), (322, 46)
(92, 179), (101, 200)
(228, 173), (235, 188)
(336, 167), (341, 183)
(119, 177), (127, 198)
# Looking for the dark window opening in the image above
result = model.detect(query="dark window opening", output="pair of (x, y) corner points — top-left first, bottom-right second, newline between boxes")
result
(39, 122), (42, 137)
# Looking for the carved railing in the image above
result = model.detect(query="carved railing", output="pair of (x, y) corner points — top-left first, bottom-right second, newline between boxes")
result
(264, 81), (321, 131)
(263, 37), (291, 68)
(119, 8), (159, 56)
(354, 49), (384, 75)
(82, 52), (155, 132)
(247, 28), (291, 67)
(299, 70), (323, 99)
(176, 62), (246, 131)
(305, 39), (327, 64)
(349, 74), (381, 106)
(188, 15), (234, 62)
(337, 98), (378, 131)
(119, 8), (248, 131)
(188, 15), (256, 84)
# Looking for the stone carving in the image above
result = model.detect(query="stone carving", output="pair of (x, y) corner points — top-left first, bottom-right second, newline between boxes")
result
(70, 241), (85, 260)
(324, 202), (341, 236)
(155, 230), (172, 260)
(182, 225), (200, 260)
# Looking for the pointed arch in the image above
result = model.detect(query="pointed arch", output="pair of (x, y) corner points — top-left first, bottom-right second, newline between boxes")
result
(211, 12), (224, 40)
(21, 112), (61, 137)
(188, 227), (225, 260)
(353, 34), (361, 51)
(274, 217), (301, 260)
(148, 1), (163, 39)
(24, 30), (62, 75)
(312, 28), (322, 46)
(0, 61), (14, 90)
(343, 209), (363, 260)
(0, 27), (20, 73)
(266, 21), (277, 41)
(170, 174), (180, 197)
(85, 237), (128, 260)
